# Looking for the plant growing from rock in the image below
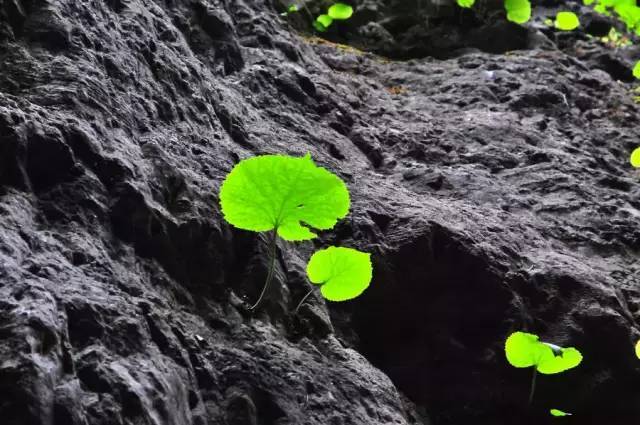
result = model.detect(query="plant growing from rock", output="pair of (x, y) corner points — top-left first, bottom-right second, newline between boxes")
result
(631, 147), (640, 167)
(294, 246), (372, 313)
(505, 331), (583, 405)
(219, 153), (371, 310)
(554, 11), (580, 30)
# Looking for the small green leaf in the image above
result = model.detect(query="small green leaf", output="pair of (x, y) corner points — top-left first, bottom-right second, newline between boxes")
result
(544, 18), (553, 26)
(457, 0), (476, 8)
(555, 11), (580, 30)
(635, 340), (640, 357)
(504, 0), (531, 24)
(550, 408), (572, 417)
(631, 147), (640, 167)
(315, 14), (334, 31)
(288, 4), (299, 12)
(633, 61), (640, 79)
(219, 154), (350, 241)
(584, 0), (595, 5)
(306, 246), (372, 301)
(328, 3), (354, 20)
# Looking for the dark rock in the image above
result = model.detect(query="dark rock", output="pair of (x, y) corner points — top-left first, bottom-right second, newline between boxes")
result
(2, 0), (640, 425)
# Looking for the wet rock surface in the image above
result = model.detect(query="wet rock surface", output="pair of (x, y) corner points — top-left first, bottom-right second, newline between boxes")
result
(1, 0), (640, 424)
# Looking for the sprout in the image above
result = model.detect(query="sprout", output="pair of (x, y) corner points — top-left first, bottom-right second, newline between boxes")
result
(504, 0), (531, 24)
(505, 331), (582, 404)
(457, 0), (476, 7)
(555, 11), (580, 30)
(550, 408), (572, 417)
(314, 14), (334, 32)
(328, 3), (354, 19)
(630, 147), (640, 167)
(295, 246), (372, 312)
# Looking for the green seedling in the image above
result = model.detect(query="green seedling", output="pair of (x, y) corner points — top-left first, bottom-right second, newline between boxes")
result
(635, 340), (640, 357)
(555, 11), (580, 30)
(550, 408), (572, 417)
(328, 3), (354, 19)
(314, 2), (353, 32)
(281, 4), (299, 16)
(314, 14), (334, 32)
(631, 147), (640, 167)
(505, 0), (531, 23)
(219, 153), (350, 309)
(457, 0), (476, 8)
(505, 331), (583, 404)
(295, 246), (372, 313)
(633, 61), (640, 79)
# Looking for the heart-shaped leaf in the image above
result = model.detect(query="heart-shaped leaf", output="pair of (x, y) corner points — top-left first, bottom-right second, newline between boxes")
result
(505, 331), (582, 374)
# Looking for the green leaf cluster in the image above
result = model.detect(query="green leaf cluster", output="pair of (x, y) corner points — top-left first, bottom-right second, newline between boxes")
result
(219, 154), (372, 309)
(585, 0), (640, 35)
(314, 3), (354, 32)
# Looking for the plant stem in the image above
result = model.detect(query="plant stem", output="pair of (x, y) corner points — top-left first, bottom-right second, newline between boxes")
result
(293, 287), (315, 314)
(528, 368), (537, 405)
(249, 230), (278, 310)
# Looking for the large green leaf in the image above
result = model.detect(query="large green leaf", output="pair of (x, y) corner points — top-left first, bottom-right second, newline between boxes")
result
(219, 154), (350, 241)
(504, 0), (531, 24)
(328, 3), (354, 19)
(306, 246), (372, 301)
(555, 11), (580, 30)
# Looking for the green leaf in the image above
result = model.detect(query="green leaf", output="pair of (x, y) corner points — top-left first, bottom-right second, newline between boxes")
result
(555, 11), (580, 30)
(505, 332), (546, 368)
(306, 246), (372, 301)
(219, 154), (350, 241)
(632, 147), (640, 167)
(633, 61), (640, 79)
(288, 4), (299, 12)
(504, 0), (531, 24)
(550, 408), (572, 417)
(457, 0), (476, 8)
(537, 345), (583, 374)
(505, 331), (582, 374)
(328, 3), (354, 20)
(584, 0), (595, 4)
(635, 339), (640, 357)
(316, 14), (334, 30)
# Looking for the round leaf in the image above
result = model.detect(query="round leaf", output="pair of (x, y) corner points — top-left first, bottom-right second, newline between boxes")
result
(457, 0), (476, 7)
(306, 246), (372, 301)
(328, 3), (354, 20)
(505, 0), (531, 24)
(630, 147), (640, 167)
(505, 332), (550, 367)
(555, 12), (580, 30)
(316, 14), (334, 30)
(634, 61), (640, 79)
(635, 340), (640, 358)
(550, 409), (572, 417)
(536, 346), (582, 374)
(219, 154), (350, 241)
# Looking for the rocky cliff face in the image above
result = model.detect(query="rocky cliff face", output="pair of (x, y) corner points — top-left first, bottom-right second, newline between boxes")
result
(1, 0), (640, 424)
